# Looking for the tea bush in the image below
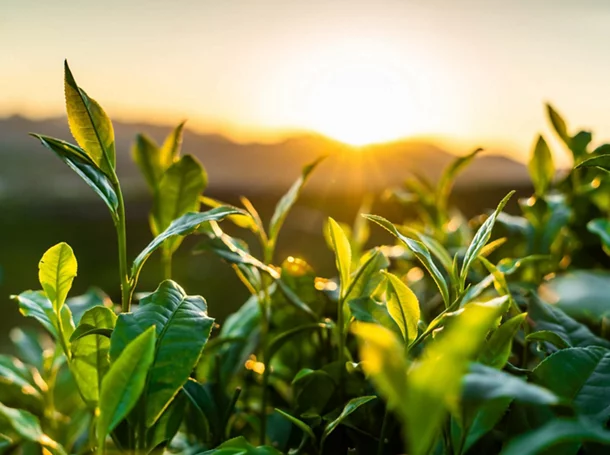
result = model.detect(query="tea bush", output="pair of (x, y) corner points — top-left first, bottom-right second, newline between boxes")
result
(3, 62), (610, 455)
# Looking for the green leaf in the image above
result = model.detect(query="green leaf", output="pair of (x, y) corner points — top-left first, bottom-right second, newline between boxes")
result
(437, 148), (482, 211)
(70, 306), (117, 407)
(198, 436), (282, 454)
(321, 396), (376, 445)
(132, 133), (162, 191)
(0, 403), (66, 455)
(526, 331), (571, 350)
(267, 323), (331, 361)
(38, 243), (77, 314)
(146, 390), (186, 451)
(110, 280), (215, 426)
(11, 291), (75, 343)
(64, 60), (115, 174)
(159, 121), (185, 166)
(532, 346), (610, 422)
(152, 155), (208, 237)
(501, 418), (610, 455)
(275, 409), (317, 449)
(267, 157), (325, 251)
(327, 217), (352, 298)
(364, 214), (450, 307)
(97, 326), (156, 446)
(479, 313), (527, 369)
(529, 136), (554, 196)
(344, 248), (389, 303)
(547, 103), (571, 146)
(31, 135), (119, 217)
(575, 154), (610, 172)
(461, 397), (512, 453)
(384, 272), (420, 344)
(131, 206), (242, 286)
(528, 294), (610, 348)
(460, 191), (514, 288)
(9, 328), (44, 371)
(462, 363), (559, 406)
(0, 355), (44, 410)
(588, 218), (610, 252)
(404, 303), (504, 455)
(348, 297), (401, 336)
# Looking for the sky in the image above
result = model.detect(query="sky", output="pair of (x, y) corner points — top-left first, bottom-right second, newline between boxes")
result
(3, 0), (610, 162)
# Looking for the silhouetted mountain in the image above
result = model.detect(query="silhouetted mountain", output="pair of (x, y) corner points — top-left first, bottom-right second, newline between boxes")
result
(0, 115), (530, 205)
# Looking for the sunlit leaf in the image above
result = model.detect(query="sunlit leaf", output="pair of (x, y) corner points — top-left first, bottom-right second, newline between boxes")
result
(70, 306), (117, 407)
(38, 243), (77, 314)
(364, 214), (450, 307)
(384, 272), (420, 344)
(132, 133), (162, 191)
(64, 60), (115, 175)
(528, 136), (554, 196)
(437, 148), (482, 211)
(327, 217), (352, 299)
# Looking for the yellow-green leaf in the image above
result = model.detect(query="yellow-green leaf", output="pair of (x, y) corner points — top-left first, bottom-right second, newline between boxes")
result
(64, 61), (116, 175)
(159, 121), (185, 167)
(528, 136), (554, 196)
(384, 272), (420, 344)
(327, 217), (352, 298)
(38, 243), (77, 314)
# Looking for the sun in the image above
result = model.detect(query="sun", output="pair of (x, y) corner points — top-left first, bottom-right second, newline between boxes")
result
(302, 62), (420, 146)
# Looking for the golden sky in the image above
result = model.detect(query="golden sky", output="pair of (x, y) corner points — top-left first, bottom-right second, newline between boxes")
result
(3, 0), (610, 163)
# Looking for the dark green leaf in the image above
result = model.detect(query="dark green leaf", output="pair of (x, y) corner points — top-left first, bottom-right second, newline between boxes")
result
(532, 346), (610, 422)
(131, 206), (242, 286)
(501, 418), (610, 455)
(31, 135), (119, 218)
(197, 436), (282, 454)
(575, 154), (610, 172)
(321, 396), (376, 445)
(110, 280), (214, 426)
(526, 330), (571, 350)
(98, 326), (156, 446)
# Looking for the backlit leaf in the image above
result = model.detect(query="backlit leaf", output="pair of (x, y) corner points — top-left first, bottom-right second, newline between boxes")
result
(38, 243), (77, 314)
(529, 136), (554, 196)
(327, 217), (352, 299)
(384, 272), (420, 344)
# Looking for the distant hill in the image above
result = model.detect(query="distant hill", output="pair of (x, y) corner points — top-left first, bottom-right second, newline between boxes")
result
(0, 115), (530, 205)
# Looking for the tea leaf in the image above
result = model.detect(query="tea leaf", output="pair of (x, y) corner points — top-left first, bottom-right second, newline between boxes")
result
(405, 303), (503, 455)
(479, 313), (527, 369)
(98, 326), (156, 446)
(460, 191), (514, 289)
(384, 272), (420, 344)
(547, 103), (571, 146)
(501, 418), (610, 455)
(268, 157), (325, 253)
(462, 363), (559, 406)
(152, 155), (207, 235)
(328, 217), (352, 298)
(321, 396), (376, 445)
(64, 60), (115, 175)
(11, 291), (75, 343)
(110, 280), (214, 427)
(31, 135), (119, 218)
(528, 294), (610, 348)
(437, 148), (482, 211)
(38, 243), (77, 314)
(344, 248), (389, 303)
(532, 346), (610, 422)
(528, 136), (554, 196)
(70, 306), (117, 407)
(198, 436), (282, 454)
(588, 218), (610, 252)
(275, 409), (317, 448)
(364, 215), (450, 307)
(0, 403), (65, 455)
(526, 330), (570, 350)
(131, 206), (242, 286)
(159, 121), (185, 166)
(574, 154), (610, 172)
(132, 133), (162, 191)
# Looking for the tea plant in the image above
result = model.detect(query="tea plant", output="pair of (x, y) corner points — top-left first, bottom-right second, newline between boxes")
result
(3, 63), (610, 455)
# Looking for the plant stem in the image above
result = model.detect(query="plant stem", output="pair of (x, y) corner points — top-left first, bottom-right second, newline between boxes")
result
(337, 295), (346, 400)
(113, 177), (131, 313)
(161, 246), (172, 280)
(376, 407), (390, 455)
(259, 283), (271, 445)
